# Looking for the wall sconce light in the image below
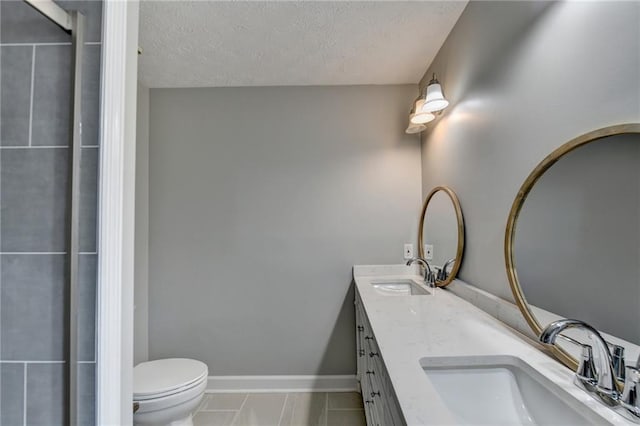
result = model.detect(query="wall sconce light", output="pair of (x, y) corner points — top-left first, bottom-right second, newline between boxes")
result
(406, 74), (449, 133)
(421, 73), (449, 113)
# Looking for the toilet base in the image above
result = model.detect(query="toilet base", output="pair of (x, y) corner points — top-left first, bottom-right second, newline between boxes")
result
(134, 412), (194, 426)
(168, 413), (193, 426)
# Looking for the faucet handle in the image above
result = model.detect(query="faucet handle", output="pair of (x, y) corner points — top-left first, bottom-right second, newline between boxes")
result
(620, 366), (640, 419)
(607, 343), (626, 382)
(576, 345), (598, 391)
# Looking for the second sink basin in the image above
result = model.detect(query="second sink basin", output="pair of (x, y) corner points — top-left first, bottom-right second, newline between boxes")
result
(370, 279), (431, 296)
(420, 355), (610, 425)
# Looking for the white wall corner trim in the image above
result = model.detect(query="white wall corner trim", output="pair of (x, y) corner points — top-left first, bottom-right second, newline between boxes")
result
(97, 0), (137, 424)
(205, 375), (358, 394)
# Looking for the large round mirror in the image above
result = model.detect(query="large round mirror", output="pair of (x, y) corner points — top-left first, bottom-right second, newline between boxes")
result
(505, 124), (640, 371)
(418, 186), (464, 287)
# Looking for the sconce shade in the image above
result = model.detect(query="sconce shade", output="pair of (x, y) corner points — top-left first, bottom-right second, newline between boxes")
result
(410, 99), (435, 124)
(421, 75), (449, 112)
(405, 123), (426, 134)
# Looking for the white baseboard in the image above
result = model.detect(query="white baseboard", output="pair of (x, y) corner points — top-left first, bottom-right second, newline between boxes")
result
(206, 375), (358, 393)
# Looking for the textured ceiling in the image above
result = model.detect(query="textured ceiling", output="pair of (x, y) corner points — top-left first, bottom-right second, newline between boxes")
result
(138, 1), (467, 88)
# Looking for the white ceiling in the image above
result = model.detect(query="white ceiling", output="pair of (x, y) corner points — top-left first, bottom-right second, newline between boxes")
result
(138, 1), (467, 88)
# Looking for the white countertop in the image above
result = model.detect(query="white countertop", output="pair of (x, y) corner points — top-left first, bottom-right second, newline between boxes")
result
(353, 264), (633, 425)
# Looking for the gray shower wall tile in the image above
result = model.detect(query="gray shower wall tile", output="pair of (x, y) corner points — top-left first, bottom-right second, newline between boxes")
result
(78, 363), (95, 426)
(31, 45), (72, 147)
(78, 254), (97, 361)
(0, 1), (103, 44)
(1, 148), (68, 252)
(0, 253), (97, 362)
(1, 363), (25, 426)
(0, 45), (32, 146)
(1, 254), (66, 361)
(80, 148), (98, 253)
(26, 363), (65, 426)
(1, 147), (98, 253)
(29, 45), (102, 148)
(82, 45), (101, 147)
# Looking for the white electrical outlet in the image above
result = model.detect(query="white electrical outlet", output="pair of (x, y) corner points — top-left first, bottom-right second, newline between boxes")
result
(424, 244), (434, 260)
(403, 243), (414, 259)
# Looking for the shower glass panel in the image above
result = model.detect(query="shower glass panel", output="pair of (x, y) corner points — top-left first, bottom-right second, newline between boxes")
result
(0, 1), (102, 425)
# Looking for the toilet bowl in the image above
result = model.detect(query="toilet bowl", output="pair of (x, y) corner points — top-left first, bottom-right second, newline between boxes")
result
(134, 358), (208, 426)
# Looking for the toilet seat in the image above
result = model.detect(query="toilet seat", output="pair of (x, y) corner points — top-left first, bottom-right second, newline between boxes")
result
(134, 358), (208, 401)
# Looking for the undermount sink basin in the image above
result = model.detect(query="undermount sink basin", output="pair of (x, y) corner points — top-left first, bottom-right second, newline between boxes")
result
(370, 279), (431, 296)
(420, 355), (609, 426)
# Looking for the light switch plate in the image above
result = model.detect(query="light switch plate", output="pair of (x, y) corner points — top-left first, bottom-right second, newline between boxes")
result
(404, 243), (414, 259)
(424, 244), (434, 260)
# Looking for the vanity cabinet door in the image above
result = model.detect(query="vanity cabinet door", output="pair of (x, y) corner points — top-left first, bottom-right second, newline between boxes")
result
(355, 289), (406, 426)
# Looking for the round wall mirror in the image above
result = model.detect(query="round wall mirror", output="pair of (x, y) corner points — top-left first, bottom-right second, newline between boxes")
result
(505, 123), (640, 371)
(418, 186), (465, 287)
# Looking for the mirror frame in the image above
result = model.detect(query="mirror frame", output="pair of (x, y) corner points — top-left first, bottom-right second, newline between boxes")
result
(504, 123), (640, 371)
(418, 186), (465, 287)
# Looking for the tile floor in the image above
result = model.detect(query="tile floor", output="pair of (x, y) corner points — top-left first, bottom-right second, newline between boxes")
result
(193, 392), (366, 426)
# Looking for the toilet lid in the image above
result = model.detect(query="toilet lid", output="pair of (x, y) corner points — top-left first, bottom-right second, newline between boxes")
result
(134, 358), (208, 399)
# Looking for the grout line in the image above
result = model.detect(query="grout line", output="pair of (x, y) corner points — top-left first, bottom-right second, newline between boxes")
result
(230, 394), (248, 426)
(23, 363), (27, 426)
(0, 145), (99, 149)
(277, 393), (288, 426)
(28, 46), (35, 147)
(0, 252), (66, 255)
(0, 42), (102, 47)
(0, 252), (97, 255)
(1, 360), (66, 364)
(1, 145), (68, 149)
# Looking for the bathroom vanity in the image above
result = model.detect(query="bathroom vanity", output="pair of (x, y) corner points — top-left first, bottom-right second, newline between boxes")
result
(353, 264), (635, 425)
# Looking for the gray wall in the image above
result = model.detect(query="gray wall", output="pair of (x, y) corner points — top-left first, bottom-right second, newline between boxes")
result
(419, 1), (640, 307)
(148, 85), (421, 375)
(0, 1), (103, 424)
(515, 134), (639, 343)
(135, 82), (150, 365)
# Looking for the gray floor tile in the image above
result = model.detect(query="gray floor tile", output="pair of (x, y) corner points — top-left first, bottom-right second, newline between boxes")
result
(26, 363), (65, 426)
(1, 254), (65, 360)
(194, 411), (237, 426)
(279, 393), (327, 426)
(1, 363), (25, 426)
(1, 45), (32, 146)
(233, 393), (287, 426)
(202, 393), (247, 411)
(327, 393), (363, 410)
(31, 45), (72, 147)
(1, 148), (68, 252)
(326, 410), (366, 426)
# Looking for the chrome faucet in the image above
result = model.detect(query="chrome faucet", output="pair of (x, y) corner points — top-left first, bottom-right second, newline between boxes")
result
(540, 319), (640, 421)
(406, 257), (435, 288)
(437, 258), (456, 281)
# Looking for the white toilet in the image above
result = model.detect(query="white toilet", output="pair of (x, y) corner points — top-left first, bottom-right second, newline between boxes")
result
(134, 358), (208, 426)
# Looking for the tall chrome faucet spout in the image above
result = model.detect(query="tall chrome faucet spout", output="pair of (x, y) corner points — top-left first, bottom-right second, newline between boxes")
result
(406, 257), (435, 288)
(540, 319), (618, 404)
